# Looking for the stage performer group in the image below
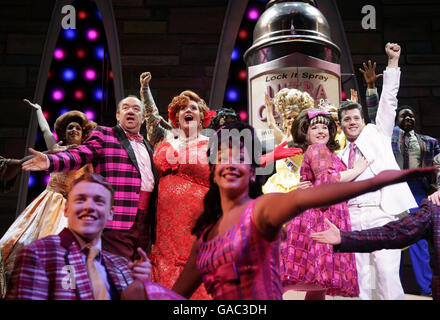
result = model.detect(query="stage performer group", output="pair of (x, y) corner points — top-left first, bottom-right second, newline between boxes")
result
(0, 42), (439, 301)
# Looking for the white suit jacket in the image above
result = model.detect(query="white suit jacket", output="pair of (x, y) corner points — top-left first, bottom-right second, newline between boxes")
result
(343, 67), (417, 215)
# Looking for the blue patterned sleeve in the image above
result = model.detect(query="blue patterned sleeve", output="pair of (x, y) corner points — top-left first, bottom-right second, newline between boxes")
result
(366, 88), (379, 124)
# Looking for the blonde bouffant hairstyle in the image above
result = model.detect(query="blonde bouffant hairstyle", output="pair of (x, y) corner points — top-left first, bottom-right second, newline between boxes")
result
(273, 88), (315, 116)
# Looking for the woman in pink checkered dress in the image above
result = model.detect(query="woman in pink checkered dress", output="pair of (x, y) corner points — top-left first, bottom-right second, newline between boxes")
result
(280, 109), (372, 299)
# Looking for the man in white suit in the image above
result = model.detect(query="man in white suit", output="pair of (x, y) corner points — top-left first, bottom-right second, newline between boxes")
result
(337, 43), (417, 300)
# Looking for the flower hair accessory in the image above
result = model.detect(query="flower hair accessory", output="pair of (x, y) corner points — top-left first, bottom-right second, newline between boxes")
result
(202, 110), (217, 128)
(168, 103), (216, 129)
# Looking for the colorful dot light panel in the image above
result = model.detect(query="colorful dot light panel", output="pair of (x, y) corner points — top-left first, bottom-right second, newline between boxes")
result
(28, 0), (115, 200)
(224, 0), (269, 122)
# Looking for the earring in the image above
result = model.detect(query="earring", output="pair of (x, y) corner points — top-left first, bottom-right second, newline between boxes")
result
(250, 177), (255, 183)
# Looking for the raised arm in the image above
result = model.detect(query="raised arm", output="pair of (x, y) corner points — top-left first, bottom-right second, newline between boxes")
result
(375, 43), (401, 137)
(254, 166), (436, 241)
(265, 93), (286, 144)
(139, 72), (172, 147)
(23, 99), (57, 150)
(359, 60), (383, 124)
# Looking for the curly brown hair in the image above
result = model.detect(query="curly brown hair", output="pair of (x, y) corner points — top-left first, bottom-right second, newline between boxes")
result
(54, 110), (97, 145)
(290, 109), (340, 153)
(167, 90), (210, 128)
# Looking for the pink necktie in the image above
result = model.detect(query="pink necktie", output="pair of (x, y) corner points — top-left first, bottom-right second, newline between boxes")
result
(126, 132), (143, 143)
(348, 143), (357, 169)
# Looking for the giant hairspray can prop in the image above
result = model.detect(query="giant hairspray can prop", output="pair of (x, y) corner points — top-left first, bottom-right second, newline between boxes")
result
(244, 0), (341, 150)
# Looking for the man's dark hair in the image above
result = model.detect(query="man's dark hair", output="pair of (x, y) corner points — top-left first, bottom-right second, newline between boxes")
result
(338, 101), (364, 122)
(395, 105), (416, 123)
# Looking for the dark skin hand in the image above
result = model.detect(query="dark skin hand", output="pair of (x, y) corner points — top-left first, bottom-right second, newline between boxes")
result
(359, 60), (383, 88)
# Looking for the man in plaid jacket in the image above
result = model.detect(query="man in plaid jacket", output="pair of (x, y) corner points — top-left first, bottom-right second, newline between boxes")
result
(311, 199), (440, 300)
(6, 173), (151, 300)
(22, 96), (158, 260)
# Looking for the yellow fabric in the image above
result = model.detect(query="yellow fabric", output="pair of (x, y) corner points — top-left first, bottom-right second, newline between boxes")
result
(335, 131), (346, 153)
(86, 246), (110, 300)
(263, 153), (304, 194)
(0, 165), (91, 296)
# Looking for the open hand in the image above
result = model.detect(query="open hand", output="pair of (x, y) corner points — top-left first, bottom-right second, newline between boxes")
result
(359, 60), (383, 88)
(265, 93), (275, 117)
(428, 190), (440, 206)
(21, 148), (49, 171)
(23, 99), (42, 111)
(347, 89), (358, 103)
(310, 218), (341, 245)
(260, 141), (303, 167)
(353, 156), (373, 173)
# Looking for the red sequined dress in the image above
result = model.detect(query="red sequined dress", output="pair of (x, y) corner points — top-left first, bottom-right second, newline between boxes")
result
(150, 138), (211, 299)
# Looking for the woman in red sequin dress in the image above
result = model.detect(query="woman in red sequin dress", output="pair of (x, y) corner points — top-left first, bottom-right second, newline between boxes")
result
(139, 72), (215, 299)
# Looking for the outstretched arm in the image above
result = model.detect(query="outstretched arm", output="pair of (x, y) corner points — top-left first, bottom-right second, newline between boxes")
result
(22, 128), (104, 172)
(311, 200), (434, 252)
(254, 166), (436, 241)
(23, 99), (57, 150)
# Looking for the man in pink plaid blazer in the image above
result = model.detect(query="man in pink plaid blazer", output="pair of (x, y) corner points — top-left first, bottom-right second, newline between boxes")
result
(22, 96), (158, 260)
(6, 172), (151, 300)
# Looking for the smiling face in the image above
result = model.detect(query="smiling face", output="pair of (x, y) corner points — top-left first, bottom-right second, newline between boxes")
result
(282, 109), (299, 135)
(306, 122), (330, 145)
(116, 97), (144, 133)
(340, 108), (365, 142)
(65, 121), (83, 145)
(178, 100), (201, 137)
(396, 108), (416, 132)
(64, 181), (114, 244)
(213, 142), (255, 198)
